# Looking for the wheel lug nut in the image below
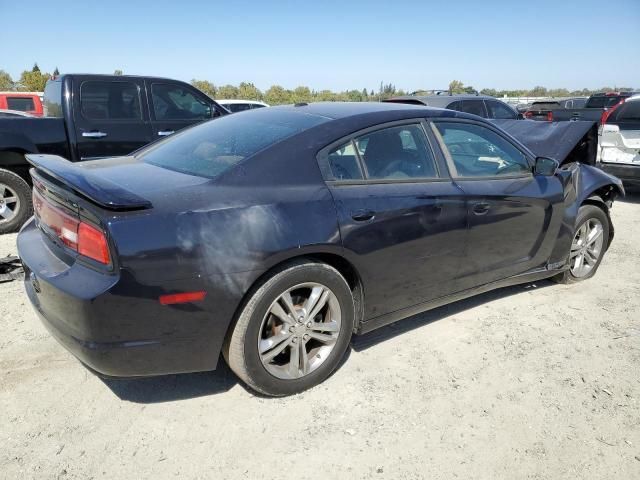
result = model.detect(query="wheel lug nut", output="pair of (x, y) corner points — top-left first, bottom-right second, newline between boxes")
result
(303, 334), (309, 341)
(289, 326), (295, 333)
(292, 337), (298, 344)
(306, 322), (312, 328)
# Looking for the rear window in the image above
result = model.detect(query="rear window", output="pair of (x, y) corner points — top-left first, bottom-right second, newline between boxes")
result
(586, 96), (624, 108)
(531, 102), (561, 109)
(609, 100), (640, 123)
(6, 97), (35, 111)
(43, 81), (63, 117)
(139, 110), (327, 179)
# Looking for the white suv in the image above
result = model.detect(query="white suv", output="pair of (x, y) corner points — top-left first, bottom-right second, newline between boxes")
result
(216, 99), (269, 113)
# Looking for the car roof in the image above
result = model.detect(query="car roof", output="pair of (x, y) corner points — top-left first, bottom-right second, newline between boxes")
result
(384, 94), (507, 107)
(268, 101), (460, 120)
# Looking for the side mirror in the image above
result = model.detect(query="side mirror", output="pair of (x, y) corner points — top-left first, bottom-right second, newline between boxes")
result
(534, 156), (559, 176)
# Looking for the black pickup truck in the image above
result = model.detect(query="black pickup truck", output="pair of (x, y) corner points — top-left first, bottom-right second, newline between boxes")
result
(524, 92), (637, 123)
(0, 74), (227, 233)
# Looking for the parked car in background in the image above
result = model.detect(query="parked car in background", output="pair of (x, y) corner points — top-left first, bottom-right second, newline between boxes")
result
(598, 94), (640, 188)
(0, 92), (43, 116)
(525, 92), (637, 123)
(383, 93), (521, 120)
(216, 99), (269, 113)
(0, 109), (34, 118)
(0, 74), (228, 233)
(18, 102), (622, 396)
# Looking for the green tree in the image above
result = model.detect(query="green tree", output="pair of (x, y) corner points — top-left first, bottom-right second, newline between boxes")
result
(361, 88), (368, 100)
(237, 82), (262, 100)
(480, 88), (497, 97)
(264, 85), (291, 105)
(18, 69), (49, 91)
(314, 89), (336, 102)
(448, 80), (465, 94)
(113, 69), (123, 76)
(191, 79), (217, 98)
(292, 86), (312, 103)
(0, 70), (14, 90)
(529, 86), (548, 97)
(53, 67), (60, 76)
(32, 63), (40, 73)
(217, 84), (240, 99)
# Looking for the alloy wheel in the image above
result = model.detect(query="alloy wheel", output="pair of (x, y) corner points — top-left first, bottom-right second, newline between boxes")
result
(0, 183), (20, 224)
(570, 218), (604, 278)
(258, 282), (342, 380)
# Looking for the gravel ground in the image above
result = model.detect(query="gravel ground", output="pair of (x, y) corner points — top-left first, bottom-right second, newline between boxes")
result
(1, 194), (639, 480)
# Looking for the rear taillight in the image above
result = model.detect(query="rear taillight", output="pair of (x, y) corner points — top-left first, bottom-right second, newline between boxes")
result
(33, 189), (111, 265)
(600, 99), (624, 125)
(524, 111), (533, 119)
(546, 111), (553, 122)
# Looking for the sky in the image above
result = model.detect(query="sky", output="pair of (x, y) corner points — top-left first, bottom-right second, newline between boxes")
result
(1, 0), (639, 92)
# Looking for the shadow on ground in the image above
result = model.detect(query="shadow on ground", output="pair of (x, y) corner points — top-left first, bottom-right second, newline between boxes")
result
(352, 279), (555, 351)
(619, 189), (640, 204)
(100, 279), (554, 403)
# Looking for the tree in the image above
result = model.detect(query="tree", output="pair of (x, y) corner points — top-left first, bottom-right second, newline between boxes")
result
(0, 70), (14, 90)
(237, 82), (262, 100)
(113, 69), (123, 76)
(32, 63), (40, 73)
(292, 86), (312, 103)
(217, 84), (240, 99)
(264, 85), (290, 105)
(18, 69), (49, 91)
(529, 86), (548, 97)
(361, 88), (368, 100)
(448, 80), (465, 94)
(191, 79), (217, 98)
(53, 67), (60, 76)
(480, 88), (497, 97)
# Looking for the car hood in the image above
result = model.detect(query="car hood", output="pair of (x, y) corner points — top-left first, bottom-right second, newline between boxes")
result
(493, 119), (598, 166)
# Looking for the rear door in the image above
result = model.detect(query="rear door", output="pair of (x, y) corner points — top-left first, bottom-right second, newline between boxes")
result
(319, 120), (468, 319)
(431, 119), (564, 289)
(147, 81), (217, 139)
(73, 77), (153, 160)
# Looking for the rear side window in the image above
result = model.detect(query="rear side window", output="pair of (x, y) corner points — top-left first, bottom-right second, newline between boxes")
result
(140, 110), (327, 179)
(80, 81), (141, 120)
(328, 141), (363, 180)
(151, 83), (211, 121)
(6, 97), (34, 112)
(586, 96), (623, 108)
(458, 100), (487, 118)
(356, 124), (438, 180)
(43, 81), (63, 117)
(434, 122), (529, 178)
(609, 101), (640, 123)
(226, 103), (252, 113)
(486, 100), (517, 119)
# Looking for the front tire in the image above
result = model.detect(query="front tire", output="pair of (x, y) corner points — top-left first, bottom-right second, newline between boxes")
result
(554, 204), (610, 284)
(224, 260), (354, 396)
(0, 168), (32, 234)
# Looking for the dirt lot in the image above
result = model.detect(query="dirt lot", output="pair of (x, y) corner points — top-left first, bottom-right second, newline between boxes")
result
(1, 195), (639, 480)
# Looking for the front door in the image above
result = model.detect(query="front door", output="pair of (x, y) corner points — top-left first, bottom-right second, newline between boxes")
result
(432, 119), (565, 289)
(322, 121), (468, 320)
(73, 78), (153, 160)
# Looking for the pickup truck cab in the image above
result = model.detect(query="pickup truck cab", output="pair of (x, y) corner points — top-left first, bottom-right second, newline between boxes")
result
(0, 74), (227, 233)
(524, 92), (638, 123)
(0, 92), (43, 116)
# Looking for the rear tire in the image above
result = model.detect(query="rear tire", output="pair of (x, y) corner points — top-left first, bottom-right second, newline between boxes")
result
(0, 168), (32, 234)
(553, 204), (610, 284)
(224, 260), (354, 396)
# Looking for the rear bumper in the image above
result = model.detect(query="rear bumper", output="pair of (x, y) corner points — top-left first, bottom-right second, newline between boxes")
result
(18, 218), (246, 378)
(598, 162), (640, 186)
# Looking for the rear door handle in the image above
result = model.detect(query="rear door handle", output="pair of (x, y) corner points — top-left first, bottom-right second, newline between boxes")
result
(351, 210), (375, 222)
(472, 202), (490, 215)
(82, 131), (107, 138)
(157, 130), (175, 136)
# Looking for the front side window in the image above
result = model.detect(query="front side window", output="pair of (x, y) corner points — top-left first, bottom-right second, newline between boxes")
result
(152, 83), (211, 120)
(433, 122), (530, 177)
(458, 100), (487, 118)
(355, 124), (438, 180)
(80, 81), (141, 120)
(485, 100), (517, 119)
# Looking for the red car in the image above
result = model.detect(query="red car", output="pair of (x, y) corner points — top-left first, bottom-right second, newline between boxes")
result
(0, 92), (43, 116)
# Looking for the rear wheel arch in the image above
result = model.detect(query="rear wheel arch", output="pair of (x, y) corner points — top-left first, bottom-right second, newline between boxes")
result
(0, 149), (32, 185)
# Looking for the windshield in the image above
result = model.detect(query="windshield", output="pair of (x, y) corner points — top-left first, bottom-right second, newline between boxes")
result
(139, 109), (327, 179)
(586, 96), (624, 108)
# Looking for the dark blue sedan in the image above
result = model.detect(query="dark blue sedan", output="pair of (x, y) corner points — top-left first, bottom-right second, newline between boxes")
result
(18, 102), (623, 396)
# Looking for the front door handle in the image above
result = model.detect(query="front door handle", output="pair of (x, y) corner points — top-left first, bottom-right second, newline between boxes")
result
(351, 210), (375, 222)
(82, 131), (107, 138)
(472, 202), (490, 215)
(157, 130), (175, 136)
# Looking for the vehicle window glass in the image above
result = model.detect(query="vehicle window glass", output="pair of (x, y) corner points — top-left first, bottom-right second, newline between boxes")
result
(459, 100), (487, 118)
(610, 101), (640, 122)
(151, 83), (211, 120)
(354, 124), (437, 180)
(226, 103), (251, 113)
(251, 104), (266, 109)
(43, 81), (63, 117)
(486, 100), (517, 119)
(6, 97), (34, 112)
(327, 141), (363, 180)
(434, 122), (530, 177)
(586, 96), (623, 108)
(80, 81), (141, 120)
(446, 100), (462, 112)
(140, 110), (327, 179)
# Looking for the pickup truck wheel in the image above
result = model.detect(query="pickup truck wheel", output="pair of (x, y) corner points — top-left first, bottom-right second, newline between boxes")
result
(553, 204), (610, 284)
(0, 169), (32, 234)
